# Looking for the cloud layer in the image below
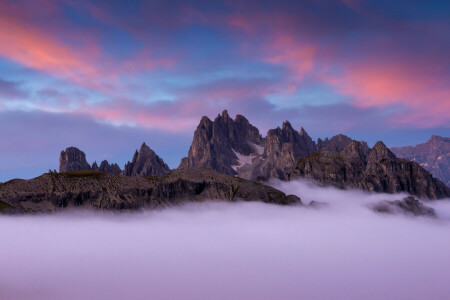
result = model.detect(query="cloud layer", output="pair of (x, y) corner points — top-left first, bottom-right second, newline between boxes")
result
(1, 180), (449, 300)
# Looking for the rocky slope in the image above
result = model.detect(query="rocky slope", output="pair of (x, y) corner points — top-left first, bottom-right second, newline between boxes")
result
(289, 140), (450, 199)
(123, 143), (170, 176)
(179, 110), (264, 176)
(0, 168), (300, 213)
(59, 147), (91, 172)
(391, 135), (450, 186)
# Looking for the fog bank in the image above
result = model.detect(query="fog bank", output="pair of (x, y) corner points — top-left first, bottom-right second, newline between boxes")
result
(1, 180), (449, 300)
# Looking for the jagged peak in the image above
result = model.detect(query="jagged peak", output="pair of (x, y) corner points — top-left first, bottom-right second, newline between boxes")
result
(282, 120), (293, 131)
(429, 135), (449, 143)
(222, 109), (229, 119)
(369, 141), (397, 161)
(234, 114), (249, 124)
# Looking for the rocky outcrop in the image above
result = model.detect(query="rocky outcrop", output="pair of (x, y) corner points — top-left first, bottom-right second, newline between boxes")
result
(371, 196), (436, 217)
(93, 160), (122, 175)
(179, 110), (264, 176)
(289, 140), (450, 199)
(124, 142), (170, 176)
(391, 135), (450, 186)
(0, 168), (301, 213)
(249, 122), (317, 180)
(59, 147), (91, 172)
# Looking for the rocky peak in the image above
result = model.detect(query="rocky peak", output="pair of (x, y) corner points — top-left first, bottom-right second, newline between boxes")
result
(91, 161), (99, 170)
(59, 147), (91, 172)
(391, 135), (449, 186)
(368, 141), (397, 163)
(124, 143), (170, 177)
(253, 122), (317, 180)
(178, 111), (263, 176)
(340, 140), (370, 163)
(291, 137), (450, 199)
(318, 134), (353, 152)
(98, 160), (122, 175)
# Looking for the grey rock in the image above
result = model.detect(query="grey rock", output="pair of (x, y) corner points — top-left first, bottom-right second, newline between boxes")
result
(0, 168), (301, 213)
(124, 142), (170, 176)
(92, 160), (122, 175)
(371, 196), (436, 217)
(59, 147), (91, 172)
(250, 122), (317, 180)
(179, 110), (264, 176)
(289, 140), (450, 199)
(391, 135), (450, 187)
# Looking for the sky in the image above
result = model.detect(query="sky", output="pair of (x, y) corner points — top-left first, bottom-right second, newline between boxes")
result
(0, 0), (449, 181)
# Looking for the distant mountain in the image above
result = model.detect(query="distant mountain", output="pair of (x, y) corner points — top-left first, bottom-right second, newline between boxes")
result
(289, 140), (449, 199)
(0, 168), (300, 214)
(391, 135), (449, 187)
(94, 160), (122, 175)
(123, 142), (170, 176)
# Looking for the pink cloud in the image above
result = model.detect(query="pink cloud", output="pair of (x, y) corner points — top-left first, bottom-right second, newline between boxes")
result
(0, 2), (175, 91)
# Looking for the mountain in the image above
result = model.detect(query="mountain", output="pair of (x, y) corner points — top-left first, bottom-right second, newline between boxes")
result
(179, 111), (317, 180)
(391, 135), (450, 186)
(59, 147), (91, 172)
(289, 140), (450, 199)
(178, 110), (264, 176)
(123, 142), (170, 176)
(93, 160), (122, 175)
(0, 168), (300, 214)
(248, 122), (317, 180)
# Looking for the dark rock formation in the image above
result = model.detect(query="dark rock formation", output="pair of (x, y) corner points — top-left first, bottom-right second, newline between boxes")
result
(179, 110), (264, 176)
(124, 142), (170, 176)
(371, 196), (436, 217)
(289, 140), (450, 199)
(0, 168), (301, 214)
(92, 160), (122, 175)
(250, 122), (317, 180)
(59, 147), (91, 172)
(391, 135), (450, 186)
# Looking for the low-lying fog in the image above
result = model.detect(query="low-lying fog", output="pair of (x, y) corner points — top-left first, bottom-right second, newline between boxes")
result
(1, 180), (449, 300)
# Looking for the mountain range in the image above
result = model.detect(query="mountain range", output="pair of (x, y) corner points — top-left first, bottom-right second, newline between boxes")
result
(1, 110), (449, 214)
(392, 135), (449, 187)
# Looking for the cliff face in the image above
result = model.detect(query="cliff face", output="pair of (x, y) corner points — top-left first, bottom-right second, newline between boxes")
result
(391, 135), (450, 186)
(179, 112), (317, 181)
(249, 122), (317, 180)
(178, 110), (264, 176)
(0, 168), (301, 213)
(59, 147), (91, 172)
(289, 141), (450, 199)
(123, 143), (170, 176)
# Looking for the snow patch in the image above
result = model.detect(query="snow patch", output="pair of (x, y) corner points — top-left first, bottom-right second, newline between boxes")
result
(231, 149), (257, 171)
(249, 142), (264, 155)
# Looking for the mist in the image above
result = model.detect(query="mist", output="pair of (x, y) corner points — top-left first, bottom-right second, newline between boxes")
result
(1, 180), (449, 300)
